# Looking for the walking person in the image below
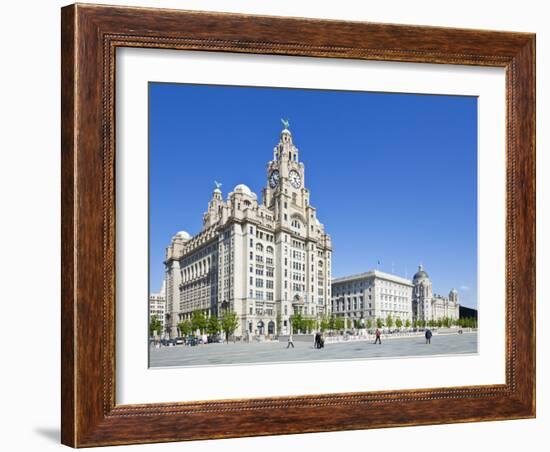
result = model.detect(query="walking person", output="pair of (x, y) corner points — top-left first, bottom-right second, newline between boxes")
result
(287, 334), (295, 349)
(425, 328), (432, 344)
(314, 332), (320, 349)
(374, 328), (382, 344)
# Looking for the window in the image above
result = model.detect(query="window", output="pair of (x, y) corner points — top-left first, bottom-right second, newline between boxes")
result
(266, 246), (274, 254)
(256, 243), (263, 252)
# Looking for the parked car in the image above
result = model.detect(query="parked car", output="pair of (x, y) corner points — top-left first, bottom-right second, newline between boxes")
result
(207, 334), (223, 344)
(186, 336), (199, 346)
(174, 337), (185, 345)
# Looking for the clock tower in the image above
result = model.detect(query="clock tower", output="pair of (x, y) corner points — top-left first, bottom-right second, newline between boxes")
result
(262, 120), (309, 226)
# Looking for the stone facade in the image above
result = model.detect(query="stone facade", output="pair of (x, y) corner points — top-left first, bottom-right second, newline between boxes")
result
(164, 125), (332, 339)
(412, 265), (459, 322)
(149, 281), (166, 338)
(331, 265), (460, 326)
(331, 271), (413, 326)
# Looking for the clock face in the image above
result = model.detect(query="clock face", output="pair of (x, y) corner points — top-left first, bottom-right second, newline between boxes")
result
(269, 170), (280, 188)
(289, 170), (301, 189)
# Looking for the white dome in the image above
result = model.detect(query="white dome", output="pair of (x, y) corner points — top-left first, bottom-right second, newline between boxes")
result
(234, 184), (254, 197)
(175, 230), (192, 241)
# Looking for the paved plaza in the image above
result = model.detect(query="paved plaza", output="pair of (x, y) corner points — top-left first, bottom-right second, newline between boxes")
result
(149, 331), (478, 367)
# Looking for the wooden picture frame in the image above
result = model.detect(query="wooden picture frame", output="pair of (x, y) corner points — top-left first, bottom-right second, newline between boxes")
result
(61, 3), (535, 447)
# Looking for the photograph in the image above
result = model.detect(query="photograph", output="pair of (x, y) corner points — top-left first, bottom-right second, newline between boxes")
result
(148, 82), (479, 367)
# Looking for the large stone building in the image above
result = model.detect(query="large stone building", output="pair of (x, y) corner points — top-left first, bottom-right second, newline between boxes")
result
(149, 281), (166, 338)
(164, 122), (332, 339)
(331, 265), (460, 326)
(412, 265), (459, 322)
(331, 271), (414, 326)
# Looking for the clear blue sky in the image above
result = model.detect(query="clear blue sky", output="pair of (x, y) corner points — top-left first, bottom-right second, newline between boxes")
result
(149, 82), (478, 308)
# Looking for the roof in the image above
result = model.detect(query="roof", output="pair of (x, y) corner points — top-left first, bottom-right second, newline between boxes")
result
(332, 270), (413, 287)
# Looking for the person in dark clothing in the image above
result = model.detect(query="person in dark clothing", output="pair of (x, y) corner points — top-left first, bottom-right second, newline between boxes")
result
(374, 328), (382, 344)
(425, 328), (433, 344)
(314, 332), (320, 349)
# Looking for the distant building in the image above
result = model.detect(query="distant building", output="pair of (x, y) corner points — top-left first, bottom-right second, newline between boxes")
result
(412, 265), (459, 322)
(331, 264), (460, 326)
(149, 281), (166, 337)
(331, 271), (413, 326)
(164, 123), (332, 339)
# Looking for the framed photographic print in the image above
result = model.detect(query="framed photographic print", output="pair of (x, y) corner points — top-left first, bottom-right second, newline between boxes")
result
(61, 3), (535, 447)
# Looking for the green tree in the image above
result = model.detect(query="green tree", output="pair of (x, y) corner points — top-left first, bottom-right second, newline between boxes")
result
(405, 319), (411, 328)
(386, 314), (394, 329)
(206, 315), (220, 336)
(320, 316), (330, 332)
(413, 319), (418, 329)
(395, 318), (403, 329)
(290, 313), (303, 333)
(376, 318), (383, 329)
(276, 313), (282, 335)
(221, 310), (239, 343)
(335, 316), (345, 331)
(177, 319), (192, 337)
(191, 310), (208, 334)
(328, 315), (336, 331)
(149, 315), (162, 337)
(366, 318), (372, 330)
(437, 319), (443, 328)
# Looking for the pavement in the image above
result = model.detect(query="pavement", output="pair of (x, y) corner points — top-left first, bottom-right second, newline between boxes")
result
(149, 331), (478, 368)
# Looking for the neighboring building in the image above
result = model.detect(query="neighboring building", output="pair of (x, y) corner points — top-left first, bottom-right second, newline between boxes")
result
(459, 305), (478, 320)
(331, 265), (460, 326)
(164, 123), (332, 339)
(331, 270), (414, 326)
(412, 265), (459, 322)
(149, 281), (166, 337)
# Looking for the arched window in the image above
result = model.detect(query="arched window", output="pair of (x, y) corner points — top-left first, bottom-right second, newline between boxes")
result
(256, 243), (264, 252)
(266, 246), (274, 254)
